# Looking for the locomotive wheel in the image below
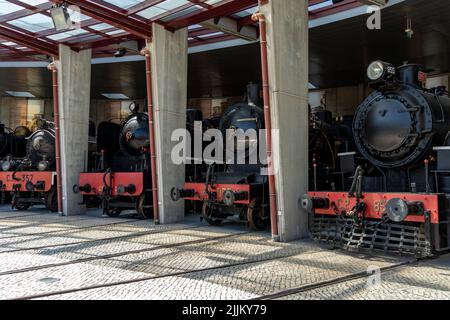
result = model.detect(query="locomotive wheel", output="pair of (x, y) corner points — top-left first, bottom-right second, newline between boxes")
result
(45, 187), (58, 213)
(14, 202), (31, 211)
(105, 207), (122, 218)
(202, 202), (223, 226)
(137, 194), (153, 219)
(247, 198), (269, 231)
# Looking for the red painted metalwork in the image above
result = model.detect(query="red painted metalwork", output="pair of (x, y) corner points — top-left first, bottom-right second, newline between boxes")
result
(0, 171), (55, 192)
(78, 172), (144, 196)
(52, 0), (152, 39)
(0, 25), (58, 57)
(308, 191), (441, 224)
(166, 0), (258, 31)
(309, 0), (362, 19)
(0, 0), (368, 60)
(252, 11), (279, 239)
(182, 182), (251, 205)
(48, 61), (63, 214)
(142, 46), (160, 224)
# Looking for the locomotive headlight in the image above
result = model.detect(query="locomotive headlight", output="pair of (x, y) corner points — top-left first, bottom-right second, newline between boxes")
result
(367, 60), (396, 82)
(37, 160), (49, 171)
(1, 161), (11, 172)
(367, 61), (385, 81)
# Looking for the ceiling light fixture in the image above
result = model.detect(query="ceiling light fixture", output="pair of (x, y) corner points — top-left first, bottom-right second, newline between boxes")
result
(50, 3), (73, 31)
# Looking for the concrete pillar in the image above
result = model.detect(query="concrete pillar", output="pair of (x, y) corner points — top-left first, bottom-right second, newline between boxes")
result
(150, 23), (188, 224)
(57, 45), (91, 215)
(260, 0), (309, 241)
(427, 75), (449, 90)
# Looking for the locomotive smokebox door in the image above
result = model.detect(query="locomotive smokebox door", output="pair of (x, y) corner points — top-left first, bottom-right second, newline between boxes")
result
(434, 147), (450, 171)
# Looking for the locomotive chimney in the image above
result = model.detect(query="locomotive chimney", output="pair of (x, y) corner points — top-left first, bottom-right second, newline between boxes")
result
(397, 63), (424, 87)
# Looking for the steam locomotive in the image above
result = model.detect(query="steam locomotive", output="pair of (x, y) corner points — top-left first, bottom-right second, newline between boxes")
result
(302, 61), (450, 256)
(171, 84), (270, 230)
(74, 103), (153, 218)
(309, 106), (354, 191)
(0, 120), (58, 211)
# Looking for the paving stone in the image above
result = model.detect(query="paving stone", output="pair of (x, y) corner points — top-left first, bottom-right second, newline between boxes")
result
(0, 205), (448, 301)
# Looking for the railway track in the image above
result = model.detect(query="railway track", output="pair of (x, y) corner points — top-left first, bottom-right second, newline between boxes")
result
(7, 245), (414, 301)
(0, 215), (143, 241)
(9, 238), (325, 300)
(0, 212), (47, 220)
(0, 224), (204, 254)
(0, 228), (252, 277)
(252, 257), (421, 300)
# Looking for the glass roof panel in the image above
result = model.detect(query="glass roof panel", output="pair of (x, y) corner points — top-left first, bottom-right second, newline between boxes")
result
(103, 0), (145, 9)
(8, 13), (54, 32)
(204, 0), (223, 5)
(106, 29), (126, 36)
(47, 28), (89, 41)
(137, 0), (191, 19)
(234, 7), (258, 18)
(1, 41), (18, 46)
(0, 1), (24, 15)
(157, 0), (190, 11)
(90, 23), (114, 31)
(17, 0), (48, 6)
(159, 5), (202, 23)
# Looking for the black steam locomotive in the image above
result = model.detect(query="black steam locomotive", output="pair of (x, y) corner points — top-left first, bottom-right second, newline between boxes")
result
(303, 61), (450, 256)
(171, 84), (270, 230)
(0, 120), (58, 211)
(309, 106), (354, 191)
(74, 103), (153, 218)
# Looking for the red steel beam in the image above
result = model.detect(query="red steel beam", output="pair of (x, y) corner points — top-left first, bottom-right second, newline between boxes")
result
(72, 34), (141, 50)
(0, 1), (52, 23)
(52, 0), (152, 39)
(0, 25), (58, 57)
(165, 0), (258, 31)
(127, 0), (165, 15)
(309, 0), (362, 18)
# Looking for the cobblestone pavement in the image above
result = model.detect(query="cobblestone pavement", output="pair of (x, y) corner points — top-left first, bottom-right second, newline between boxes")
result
(278, 254), (450, 300)
(0, 206), (448, 300)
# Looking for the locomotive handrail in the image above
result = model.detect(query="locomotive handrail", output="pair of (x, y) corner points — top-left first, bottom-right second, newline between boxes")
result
(102, 168), (112, 189)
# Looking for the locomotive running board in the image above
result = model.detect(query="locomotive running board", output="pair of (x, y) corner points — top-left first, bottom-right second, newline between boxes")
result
(311, 215), (432, 257)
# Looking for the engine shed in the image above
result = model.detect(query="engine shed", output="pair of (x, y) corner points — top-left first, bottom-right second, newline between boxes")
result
(0, 0), (449, 302)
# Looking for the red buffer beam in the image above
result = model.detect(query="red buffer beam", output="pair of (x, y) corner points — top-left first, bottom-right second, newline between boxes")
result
(52, 0), (152, 39)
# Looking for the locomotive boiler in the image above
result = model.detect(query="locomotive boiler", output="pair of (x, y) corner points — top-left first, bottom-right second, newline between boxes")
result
(0, 121), (58, 211)
(74, 103), (153, 218)
(171, 84), (270, 230)
(303, 61), (450, 256)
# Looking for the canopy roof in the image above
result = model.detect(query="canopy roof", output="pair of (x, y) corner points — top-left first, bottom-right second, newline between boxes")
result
(0, 0), (363, 60)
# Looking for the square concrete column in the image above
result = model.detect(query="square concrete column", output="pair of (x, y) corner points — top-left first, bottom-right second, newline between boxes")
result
(150, 23), (188, 224)
(57, 45), (92, 215)
(260, 0), (309, 241)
